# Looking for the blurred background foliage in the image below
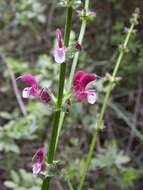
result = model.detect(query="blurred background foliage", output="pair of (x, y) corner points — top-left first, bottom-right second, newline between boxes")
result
(0, 0), (143, 190)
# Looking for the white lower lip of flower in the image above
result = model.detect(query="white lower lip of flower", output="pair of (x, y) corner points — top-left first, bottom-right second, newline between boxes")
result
(22, 87), (30, 98)
(32, 163), (41, 176)
(54, 48), (66, 64)
(87, 93), (96, 104)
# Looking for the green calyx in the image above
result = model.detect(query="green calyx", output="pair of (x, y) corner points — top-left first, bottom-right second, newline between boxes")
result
(41, 161), (60, 178)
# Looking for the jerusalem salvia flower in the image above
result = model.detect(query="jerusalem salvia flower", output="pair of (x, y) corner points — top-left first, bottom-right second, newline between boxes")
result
(18, 74), (51, 103)
(53, 29), (66, 64)
(32, 148), (45, 176)
(72, 70), (97, 104)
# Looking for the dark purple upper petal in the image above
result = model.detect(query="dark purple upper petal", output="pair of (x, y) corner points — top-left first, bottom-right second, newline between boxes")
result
(79, 73), (96, 91)
(72, 70), (97, 103)
(72, 70), (85, 91)
(32, 147), (44, 163)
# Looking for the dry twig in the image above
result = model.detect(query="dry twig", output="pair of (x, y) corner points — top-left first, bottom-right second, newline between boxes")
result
(0, 49), (27, 116)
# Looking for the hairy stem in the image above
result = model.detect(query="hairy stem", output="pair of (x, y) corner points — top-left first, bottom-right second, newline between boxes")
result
(41, 6), (73, 190)
(77, 13), (138, 190)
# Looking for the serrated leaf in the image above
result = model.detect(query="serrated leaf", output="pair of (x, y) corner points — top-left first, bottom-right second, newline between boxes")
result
(91, 144), (130, 169)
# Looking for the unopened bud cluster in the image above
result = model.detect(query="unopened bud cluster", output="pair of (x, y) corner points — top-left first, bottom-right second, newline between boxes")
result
(77, 9), (96, 22)
(130, 8), (140, 25)
(119, 44), (129, 53)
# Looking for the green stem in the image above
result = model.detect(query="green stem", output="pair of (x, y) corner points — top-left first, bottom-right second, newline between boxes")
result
(66, 178), (74, 190)
(68, 0), (89, 90)
(41, 6), (73, 190)
(77, 17), (137, 190)
(55, 0), (90, 150)
(67, 21), (86, 90)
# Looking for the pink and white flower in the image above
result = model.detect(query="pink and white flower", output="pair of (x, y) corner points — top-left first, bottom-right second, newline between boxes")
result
(32, 148), (45, 176)
(32, 162), (45, 176)
(72, 70), (97, 104)
(18, 74), (51, 103)
(53, 29), (66, 64)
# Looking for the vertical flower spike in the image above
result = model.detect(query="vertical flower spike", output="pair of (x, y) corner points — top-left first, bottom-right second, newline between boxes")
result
(72, 70), (97, 104)
(53, 29), (66, 64)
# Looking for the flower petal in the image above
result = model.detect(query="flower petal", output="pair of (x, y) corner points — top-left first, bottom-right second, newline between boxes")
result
(32, 148), (44, 163)
(22, 86), (40, 99)
(53, 47), (66, 64)
(19, 74), (38, 87)
(72, 70), (85, 91)
(87, 91), (96, 104)
(32, 163), (42, 176)
(56, 29), (63, 48)
(72, 70), (97, 104)
(22, 87), (31, 98)
(79, 73), (97, 90)
(29, 86), (40, 97)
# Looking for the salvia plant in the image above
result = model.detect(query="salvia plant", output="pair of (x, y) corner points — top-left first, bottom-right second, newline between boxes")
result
(14, 0), (139, 189)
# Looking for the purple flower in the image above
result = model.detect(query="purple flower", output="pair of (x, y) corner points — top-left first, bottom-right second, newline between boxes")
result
(32, 148), (45, 176)
(18, 74), (38, 87)
(18, 74), (51, 103)
(32, 148), (44, 163)
(72, 70), (97, 104)
(53, 29), (66, 64)
(32, 162), (45, 176)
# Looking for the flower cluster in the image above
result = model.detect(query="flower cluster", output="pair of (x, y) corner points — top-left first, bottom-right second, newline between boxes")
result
(72, 70), (97, 104)
(18, 30), (97, 106)
(17, 28), (98, 177)
(32, 148), (45, 176)
(18, 74), (51, 103)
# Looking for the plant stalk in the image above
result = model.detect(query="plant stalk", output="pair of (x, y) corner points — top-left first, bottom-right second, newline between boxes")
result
(41, 6), (73, 190)
(55, 0), (90, 150)
(77, 16), (137, 190)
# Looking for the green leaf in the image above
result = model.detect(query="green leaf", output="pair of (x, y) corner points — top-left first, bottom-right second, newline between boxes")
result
(91, 144), (130, 169)
(7, 58), (29, 73)
(4, 181), (18, 188)
(0, 112), (13, 120)
(10, 170), (20, 184)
